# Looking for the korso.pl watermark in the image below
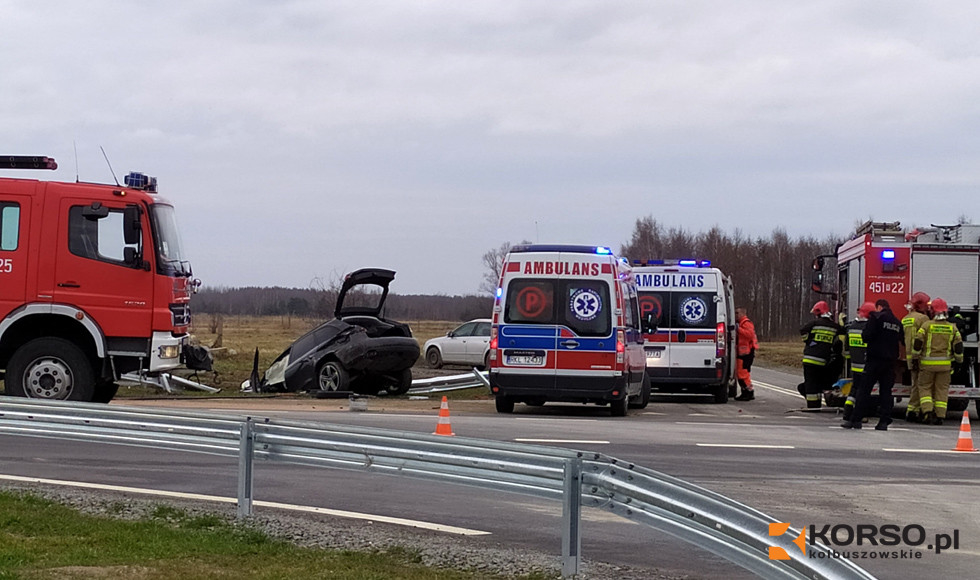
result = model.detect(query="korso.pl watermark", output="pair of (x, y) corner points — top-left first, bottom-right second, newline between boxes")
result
(769, 523), (962, 560)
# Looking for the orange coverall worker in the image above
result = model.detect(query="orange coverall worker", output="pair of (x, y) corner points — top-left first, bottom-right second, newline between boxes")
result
(735, 314), (758, 400)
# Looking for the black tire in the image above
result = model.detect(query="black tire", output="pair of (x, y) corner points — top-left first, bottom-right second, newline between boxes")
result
(630, 374), (651, 409)
(92, 381), (119, 404)
(948, 398), (970, 413)
(384, 369), (413, 396)
(425, 348), (443, 369)
(6, 338), (96, 401)
(713, 382), (729, 404)
(610, 395), (629, 417)
(480, 352), (490, 371)
(495, 395), (515, 413)
(317, 361), (349, 392)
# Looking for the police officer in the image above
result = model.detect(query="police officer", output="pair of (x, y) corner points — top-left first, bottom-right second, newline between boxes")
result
(799, 301), (845, 409)
(844, 299), (902, 430)
(841, 302), (875, 422)
(901, 292), (931, 422)
(912, 298), (964, 425)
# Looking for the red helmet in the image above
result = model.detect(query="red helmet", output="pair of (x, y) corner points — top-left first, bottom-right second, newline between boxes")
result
(858, 302), (875, 319)
(911, 292), (930, 310)
(931, 298), (948, 314)
(811, 301), (830, 316)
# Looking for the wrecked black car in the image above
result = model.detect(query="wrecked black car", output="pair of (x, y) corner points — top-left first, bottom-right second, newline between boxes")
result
(252, 268), (420, 395)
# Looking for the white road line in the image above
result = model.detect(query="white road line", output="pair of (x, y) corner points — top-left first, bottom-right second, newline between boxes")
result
(0, 474), (490, 536)
(513, 418), (601, 422)
(514, 438), (610, 444)
(695, 443), (795, 449)
(753, 381), (801, 398)
(882, 448), (979, 454)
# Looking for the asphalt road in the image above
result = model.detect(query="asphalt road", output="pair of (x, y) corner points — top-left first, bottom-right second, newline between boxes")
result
(1, 366), (978, 579)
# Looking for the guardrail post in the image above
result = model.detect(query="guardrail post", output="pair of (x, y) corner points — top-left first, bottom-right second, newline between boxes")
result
(237, 416), (254, 518)
(561, 456), (582, 578)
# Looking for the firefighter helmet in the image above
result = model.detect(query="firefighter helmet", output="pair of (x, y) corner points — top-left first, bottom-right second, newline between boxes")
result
(858, 302), (875, 319)
(931, 298), (948, 314)
(911, 292), (930, 310)
(811, 301), (830, 316)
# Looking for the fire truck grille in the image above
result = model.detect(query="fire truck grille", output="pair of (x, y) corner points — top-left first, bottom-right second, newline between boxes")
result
(170, 303), (191, 327)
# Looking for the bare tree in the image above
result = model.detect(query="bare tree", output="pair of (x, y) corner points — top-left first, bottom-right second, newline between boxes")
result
(480, 241), (530, 293)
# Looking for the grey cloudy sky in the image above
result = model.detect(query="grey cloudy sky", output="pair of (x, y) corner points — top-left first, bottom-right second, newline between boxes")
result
(3, 1), (979, 295)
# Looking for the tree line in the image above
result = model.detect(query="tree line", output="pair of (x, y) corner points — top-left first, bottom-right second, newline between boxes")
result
(194, 218), (843, 338)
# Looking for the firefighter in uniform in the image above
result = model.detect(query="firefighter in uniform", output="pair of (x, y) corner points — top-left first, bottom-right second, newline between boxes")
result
(912, 298), (964, 425)
(841, 302), (875, 422)
(798, 301), (844, 409)
(734, 307), (759, 401)
(901, 292), (931, 423)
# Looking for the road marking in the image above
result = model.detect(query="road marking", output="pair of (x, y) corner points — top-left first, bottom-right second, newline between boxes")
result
(515, 438), (610, 444)
(513, 418), (601, 422)
(642, 412), (667, 415)
(696, 443), (795, 449)
(828, 426), (912, 431)
(687, 413), (712, 416)
(0, 474), (490, 536)
(753, 381), (801, 398)
(882, 448), (980, 454)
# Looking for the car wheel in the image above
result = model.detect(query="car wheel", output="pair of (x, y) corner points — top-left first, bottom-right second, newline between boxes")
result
(713, 382), (729, 404)
(384, 369), (413, 396)
(610, 395), (628, 417)
(495, 395), (515, 413)
(317, 361), (349, 392)
(629, 374), (651, 409)
(480, 352), (490, 371)
(6, 338), (95, 401)
(426, 348), (443, 369)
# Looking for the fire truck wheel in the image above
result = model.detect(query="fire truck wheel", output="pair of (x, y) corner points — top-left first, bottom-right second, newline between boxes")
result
(384, 369), (413, 396)
(425, 348), (443, 369)
(317, 361), (349, 392)
(610, 394), (628, 417)
(92, 381), (119, 404)
(947, 398), (969, 413)
(7, 338), (96, 402)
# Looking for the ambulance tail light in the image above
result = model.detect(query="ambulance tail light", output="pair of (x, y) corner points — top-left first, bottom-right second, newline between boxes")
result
(489, 327), (498, 361)
(716, 322), (726, 359)
(616, 329), (626, 364)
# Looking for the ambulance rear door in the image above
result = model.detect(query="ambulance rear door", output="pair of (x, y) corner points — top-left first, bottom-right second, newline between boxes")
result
(664, 271), (720, 381)
(498, 253), (560, 391)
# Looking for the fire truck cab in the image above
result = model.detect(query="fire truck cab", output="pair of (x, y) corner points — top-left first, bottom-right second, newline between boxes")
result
(0, 156), (202, 403)
(813, 220), (980, 413)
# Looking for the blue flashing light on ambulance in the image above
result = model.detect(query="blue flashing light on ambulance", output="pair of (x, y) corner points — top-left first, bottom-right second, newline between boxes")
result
(488, 244), (651, 416)
(632, 259), (737, 404)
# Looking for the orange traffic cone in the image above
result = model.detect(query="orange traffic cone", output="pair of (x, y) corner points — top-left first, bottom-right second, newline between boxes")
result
(952, 410), (978, 452)
(433, 396), (455, 436)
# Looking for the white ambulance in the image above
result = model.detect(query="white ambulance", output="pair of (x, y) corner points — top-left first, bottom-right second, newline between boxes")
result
(632, 261), (737, 403)
(488, 244), (651, 416)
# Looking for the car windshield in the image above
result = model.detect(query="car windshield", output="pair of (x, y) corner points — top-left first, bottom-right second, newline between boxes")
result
(150, 204), (190, 276)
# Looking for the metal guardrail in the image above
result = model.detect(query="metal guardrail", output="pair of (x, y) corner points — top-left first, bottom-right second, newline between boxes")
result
(406, 368), (489, 394)
(0, 399), (875, 580)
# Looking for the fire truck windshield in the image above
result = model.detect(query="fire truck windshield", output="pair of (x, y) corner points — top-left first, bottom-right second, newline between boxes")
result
(150, 204), (190, 276)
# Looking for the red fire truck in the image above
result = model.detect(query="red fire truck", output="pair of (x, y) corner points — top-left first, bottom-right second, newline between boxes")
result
(812, 221), (980, 414)
(0, 155), (210, 403)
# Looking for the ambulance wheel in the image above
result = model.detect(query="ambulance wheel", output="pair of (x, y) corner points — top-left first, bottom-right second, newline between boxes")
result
(92, 381), (119, 404)
(629, 374), (651, 409)
(317, 361), (349, 392)
(495, 395), (515, 413)
(713, 383), (729, 404)
(425, 348), (443, 369)
(610, 395), (628, 417)
(6, 338), (96, 402)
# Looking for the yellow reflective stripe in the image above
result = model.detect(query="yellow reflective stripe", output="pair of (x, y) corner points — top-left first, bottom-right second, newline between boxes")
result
(803, 357), (827, 365)
(806, 395), (821, 401)
(935, 401), (948, 409)
(844, 399), (855, 407)
(907, 404), (919, 412)
(920, 359), (952, 366)
(851, 367), (864, 373)
(920, 396), (933, 404)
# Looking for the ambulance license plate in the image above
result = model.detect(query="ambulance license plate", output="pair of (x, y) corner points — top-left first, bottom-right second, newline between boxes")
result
(505, 349), (545, 366)
(647, 350), (662, 359)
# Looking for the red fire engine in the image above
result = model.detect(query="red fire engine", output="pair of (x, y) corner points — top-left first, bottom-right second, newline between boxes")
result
(0, 155), (211, 403)
(813, 221), (980, 414)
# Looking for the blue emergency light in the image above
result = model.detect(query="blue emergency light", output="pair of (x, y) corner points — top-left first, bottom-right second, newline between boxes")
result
(496, 287), (503, 298)
(679, 260), (697, 266)
(595, 246), (612, 255)
(882, 250), (895, 260)
(124, 172), (157, 192)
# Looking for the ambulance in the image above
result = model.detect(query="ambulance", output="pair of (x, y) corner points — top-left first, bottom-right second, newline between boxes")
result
(488, 244), (651, 416)
(632, 261), (737, 403)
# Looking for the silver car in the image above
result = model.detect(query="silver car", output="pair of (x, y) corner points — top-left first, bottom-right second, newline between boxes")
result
(423, 318), (492, 369)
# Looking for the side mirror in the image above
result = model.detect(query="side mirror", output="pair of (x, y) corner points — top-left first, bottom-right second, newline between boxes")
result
(123, 247), (148, 270)
(123, 205), (142, 245)
(447, 331), (455, 338)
